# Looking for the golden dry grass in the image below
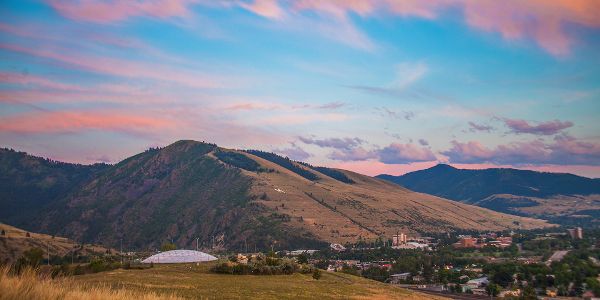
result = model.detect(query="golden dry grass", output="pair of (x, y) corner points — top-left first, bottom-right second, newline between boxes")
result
(0, 267), (181, 300)
(0, 223), (113, 264)
(72, 263), (446, 300)
(0, 264), (445, 300)
(237, 150), (551, 244)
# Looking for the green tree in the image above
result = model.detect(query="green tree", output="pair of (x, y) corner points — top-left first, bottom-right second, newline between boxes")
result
(486, 284), (500, 297)
(521, 285), (537, 300)
(160, 242), (176, 251)
(22, 247), (44, 266)
(297, 253), (308, 264)
(492, 269), (514, 287)
(312, 269), (321, 280)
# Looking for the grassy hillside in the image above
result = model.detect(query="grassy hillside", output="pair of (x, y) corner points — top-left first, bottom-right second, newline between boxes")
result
(31, 141), (323, 251)
(377, 164), (600, 225)
(71, 263), (443, 300)
(0, 223), (111, 265)
(240, 151), (550, 244)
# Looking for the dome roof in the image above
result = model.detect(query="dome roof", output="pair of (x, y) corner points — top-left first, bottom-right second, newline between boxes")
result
(141, 250), (218, 264)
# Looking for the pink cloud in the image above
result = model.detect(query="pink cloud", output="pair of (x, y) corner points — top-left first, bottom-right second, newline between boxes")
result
(328, 147), (377, 162)
(0, 110), (174, 135)
(0, 43), (225, 89)
(42, 1), (600, 55)
(248, 0), (600, 56)
(503, 118), (574, 135)
(46, 0), (194, 23)
(0, 72), (85, 91)
(240, 0), (284, 19)
(377, 143), (437, 164)
(443, 136), (600, 166)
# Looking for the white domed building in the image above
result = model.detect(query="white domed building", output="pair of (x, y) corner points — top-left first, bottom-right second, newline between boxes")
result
(141, 250), (218, 264)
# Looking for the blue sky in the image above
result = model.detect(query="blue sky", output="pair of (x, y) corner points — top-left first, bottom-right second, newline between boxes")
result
(1, 0), (599, 177)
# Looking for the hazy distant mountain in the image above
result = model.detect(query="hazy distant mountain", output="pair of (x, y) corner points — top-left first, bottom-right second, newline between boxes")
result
(377, 164), (600, 225)
(0, 142), (550, 251)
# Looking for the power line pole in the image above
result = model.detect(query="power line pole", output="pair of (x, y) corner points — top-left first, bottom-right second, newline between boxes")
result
(120, 239), (123, 264)
(196, 237), (199, 251)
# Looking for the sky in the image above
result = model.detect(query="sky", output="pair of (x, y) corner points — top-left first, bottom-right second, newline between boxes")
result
(1, 0), (599, 178)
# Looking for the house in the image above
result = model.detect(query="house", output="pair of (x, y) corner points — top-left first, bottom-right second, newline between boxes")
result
(389, 273), (411, 283)
(453, 236), (478, 248)
(330, 243), (346, 252)
(463, 277), (488, 292)
(412, 275), (425, 282)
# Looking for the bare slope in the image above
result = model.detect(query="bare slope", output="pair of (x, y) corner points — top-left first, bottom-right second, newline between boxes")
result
(237, 151), (551, 244)
(0, 223), (111, 264)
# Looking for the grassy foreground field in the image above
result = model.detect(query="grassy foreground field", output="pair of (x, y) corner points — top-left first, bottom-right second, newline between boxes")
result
(71, 262), (445, 300)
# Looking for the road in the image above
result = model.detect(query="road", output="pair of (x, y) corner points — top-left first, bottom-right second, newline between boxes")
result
(406, 288), (492, 300)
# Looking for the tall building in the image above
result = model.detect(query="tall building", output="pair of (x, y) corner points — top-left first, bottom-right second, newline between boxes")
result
(392, 233), (407, 246)
(567, 227), (583, 239)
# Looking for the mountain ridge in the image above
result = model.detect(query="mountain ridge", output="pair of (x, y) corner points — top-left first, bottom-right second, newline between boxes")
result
(1, 141), (551, 250)
(377, 164), (600, 225)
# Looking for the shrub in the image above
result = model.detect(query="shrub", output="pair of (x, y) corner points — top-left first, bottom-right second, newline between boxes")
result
(211, 256), (305, 276)
(160, 243), (177, 252)
(312, 269), (322, 280)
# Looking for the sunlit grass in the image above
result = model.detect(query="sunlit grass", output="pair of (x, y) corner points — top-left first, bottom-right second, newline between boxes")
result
(0, 266), (181, 300)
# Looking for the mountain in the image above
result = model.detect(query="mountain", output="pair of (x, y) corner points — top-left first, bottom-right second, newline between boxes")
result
(377, 164), (600, 225)
(0, 148), (109, 227)
(0, 142), (550, 251)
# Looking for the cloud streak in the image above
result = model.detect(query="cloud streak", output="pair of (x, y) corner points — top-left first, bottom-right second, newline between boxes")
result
(503, 118), (573, 135)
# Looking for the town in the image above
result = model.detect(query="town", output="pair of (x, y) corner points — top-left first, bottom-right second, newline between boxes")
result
(276, 227), (600, 299)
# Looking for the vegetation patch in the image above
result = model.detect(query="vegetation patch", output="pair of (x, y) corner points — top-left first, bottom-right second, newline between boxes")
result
(245, 150), (319, 181)
(297, 162), (354, 184)
(211, 254), (315, 276)
(214, 150), (274, 173)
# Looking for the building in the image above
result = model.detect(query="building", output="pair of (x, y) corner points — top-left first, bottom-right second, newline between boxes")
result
(393, 242), (430, 250)
(462, 277), (489, 293)
(141, 250), (217, 264)
(389, 273), (411, 283)
(453, 236), (478, 248)
(392, 233), (408, 246)
(567, 227), (583, 239)
(286, 249), (318, 256)
(330, 243), (346, 252)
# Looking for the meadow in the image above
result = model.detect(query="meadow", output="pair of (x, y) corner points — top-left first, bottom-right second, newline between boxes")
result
(60, 262), (441, 299)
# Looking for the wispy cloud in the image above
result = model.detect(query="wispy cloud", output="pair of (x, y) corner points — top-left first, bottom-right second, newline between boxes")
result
(468, 121), (494, 133)
(503, 118), (573, 135)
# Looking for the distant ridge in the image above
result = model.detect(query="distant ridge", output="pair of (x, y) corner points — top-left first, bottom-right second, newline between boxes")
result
(377, 164), (600, 225)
